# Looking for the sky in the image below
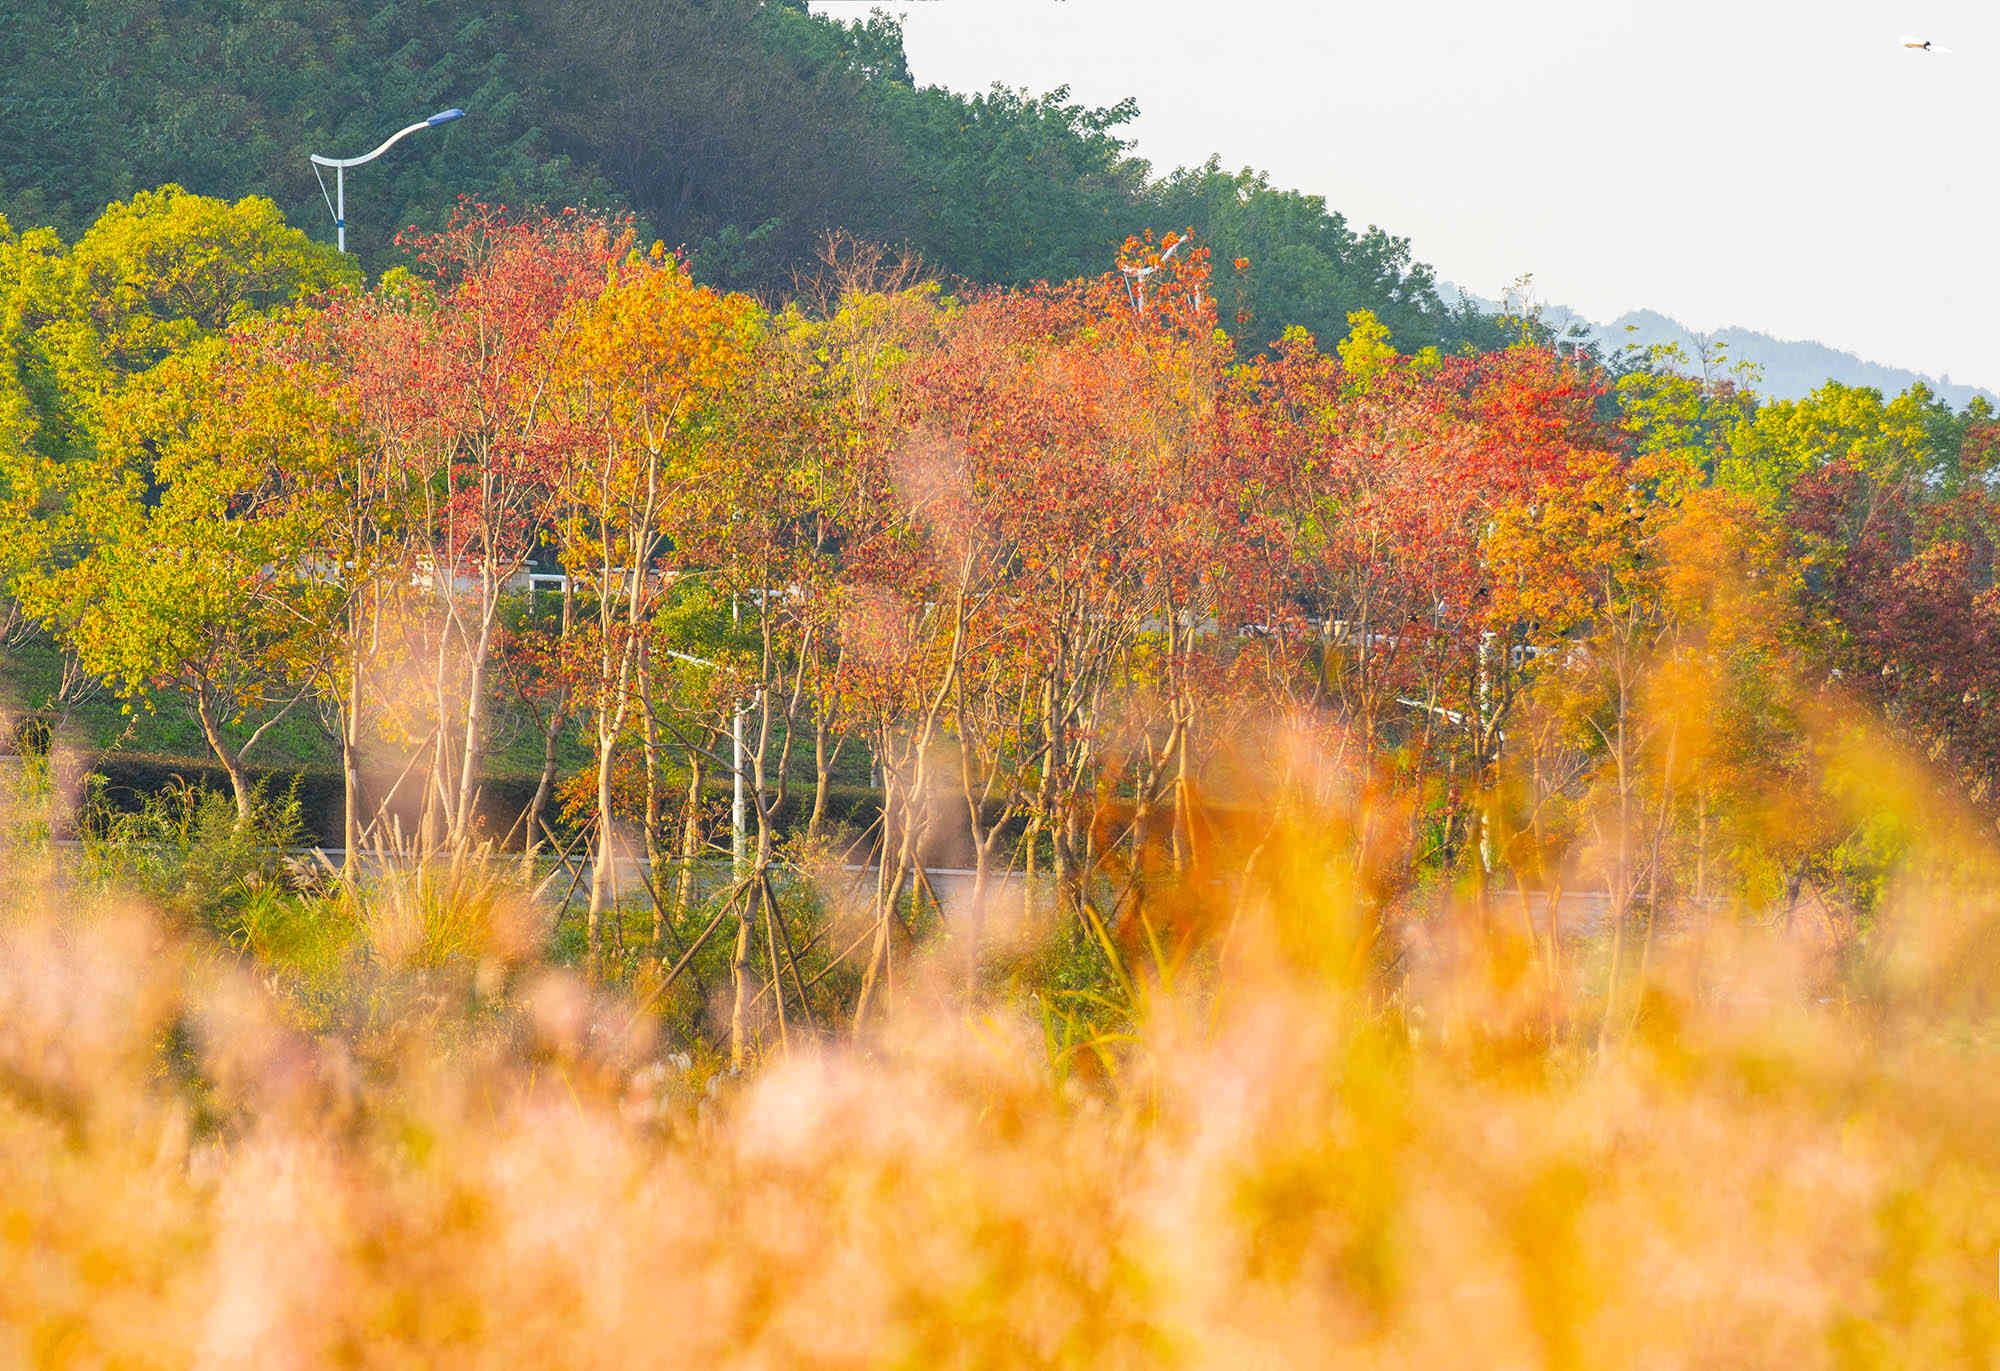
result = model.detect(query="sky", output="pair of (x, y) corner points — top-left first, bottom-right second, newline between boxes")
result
(811, 0), (1995, 389)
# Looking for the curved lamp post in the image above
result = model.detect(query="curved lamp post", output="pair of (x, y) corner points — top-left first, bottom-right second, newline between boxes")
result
(1118, 234), (1183, 314)
(660, 647), (753, 877)
(310, 108), (465, 253)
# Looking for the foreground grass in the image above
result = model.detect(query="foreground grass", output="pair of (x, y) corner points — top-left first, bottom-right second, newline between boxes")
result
(3, 774), (1999, 1368)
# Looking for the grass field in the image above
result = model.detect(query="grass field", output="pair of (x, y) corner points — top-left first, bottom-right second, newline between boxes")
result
(4, 734), (1999, 1369)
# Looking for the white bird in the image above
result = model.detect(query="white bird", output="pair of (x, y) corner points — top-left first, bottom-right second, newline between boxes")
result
(1900, 35), (1952, 53)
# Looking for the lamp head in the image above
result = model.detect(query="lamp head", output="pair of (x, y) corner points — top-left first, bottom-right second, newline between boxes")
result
(427, 108), (466, 126)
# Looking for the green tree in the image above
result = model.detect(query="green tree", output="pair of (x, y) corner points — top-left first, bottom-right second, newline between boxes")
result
(20, 330), (341, 824)
(1721, 381), (1968, 515)
(69, 186), (354, 372)
(0, 190), (351, 816)
(0, 214), (47, 471)
(1147, 160), (1452, 351)
(1, 0), (1474, 342)
(0, 0), (609, 271)
(872, 83), (1151, 287)
(0, 186), (351, 480)
(518, 0), (916, 289)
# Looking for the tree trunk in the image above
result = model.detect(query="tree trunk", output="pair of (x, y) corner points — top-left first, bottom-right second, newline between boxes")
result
(341, 685), (363, 886)
(587, 726), (618, 976)
(1599, 662), (1633, 1055)
(809, 718), (832, 845)
(521, 576), (575, 879)
(193, 688), (255, 830)
(451, 612), (496, 846)
(854, 748), (903, 1034)
(522, 720), (561, 878)
(641, 662), (666, 952)
(728, 883), (755, 1069)
(674, 748), (703, 934)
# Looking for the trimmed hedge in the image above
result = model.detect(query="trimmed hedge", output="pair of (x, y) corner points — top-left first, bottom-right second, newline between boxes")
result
(80, 751), (887, 850)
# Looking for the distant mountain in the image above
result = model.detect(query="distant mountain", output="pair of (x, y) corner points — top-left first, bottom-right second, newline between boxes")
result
(1440, 286), (1996, 409)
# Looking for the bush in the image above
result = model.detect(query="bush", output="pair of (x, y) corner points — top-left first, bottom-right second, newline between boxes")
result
(78, 773), (302, 932)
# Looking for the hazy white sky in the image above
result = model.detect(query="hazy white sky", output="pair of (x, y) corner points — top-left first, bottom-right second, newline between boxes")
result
(812, 0), (1994, 387)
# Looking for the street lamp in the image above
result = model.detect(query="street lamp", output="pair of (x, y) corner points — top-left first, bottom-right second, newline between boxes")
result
(661, 648), (754, 877)
(309, 108), (465, 253)
(1118, 234), (1183, 314)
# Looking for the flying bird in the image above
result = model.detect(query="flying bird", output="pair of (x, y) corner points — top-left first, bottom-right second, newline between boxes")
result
(1900, 35), (1951, 53)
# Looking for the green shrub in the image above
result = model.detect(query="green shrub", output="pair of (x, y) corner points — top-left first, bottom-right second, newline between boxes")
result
(79, 773), (303, 932)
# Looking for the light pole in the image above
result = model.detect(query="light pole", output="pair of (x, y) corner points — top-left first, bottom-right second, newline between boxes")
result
(661, 648), (753, 877)
(1118, 234), (1183, 314)
(310, 108), (465, 253)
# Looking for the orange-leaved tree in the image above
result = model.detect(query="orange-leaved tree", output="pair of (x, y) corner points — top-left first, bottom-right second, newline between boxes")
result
(554, 242), (760, 972)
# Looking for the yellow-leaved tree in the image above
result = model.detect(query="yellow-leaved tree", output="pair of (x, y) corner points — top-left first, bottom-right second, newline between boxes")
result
(1486, 358), (1804, 1038)
(555, 244), (760, 972)
(3, 188), (353, 822)
(22, 322), (352, 825)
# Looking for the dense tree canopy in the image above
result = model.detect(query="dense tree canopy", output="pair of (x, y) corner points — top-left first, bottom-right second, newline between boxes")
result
(0, 0), (1467, 352)
(9, 190), (2000, 948)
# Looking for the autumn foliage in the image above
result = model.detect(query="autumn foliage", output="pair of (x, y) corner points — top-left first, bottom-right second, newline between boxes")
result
(9, 188), (2000, 1366)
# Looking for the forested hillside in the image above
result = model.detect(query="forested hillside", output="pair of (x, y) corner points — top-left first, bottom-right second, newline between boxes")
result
(0, 0), (1475, 352)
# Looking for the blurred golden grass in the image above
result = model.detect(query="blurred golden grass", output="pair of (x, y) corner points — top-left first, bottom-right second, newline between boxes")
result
(4, 728), (2000, 1369)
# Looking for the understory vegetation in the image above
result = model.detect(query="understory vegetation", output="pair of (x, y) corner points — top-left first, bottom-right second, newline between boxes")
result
(5, 690), (2000, 1368)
